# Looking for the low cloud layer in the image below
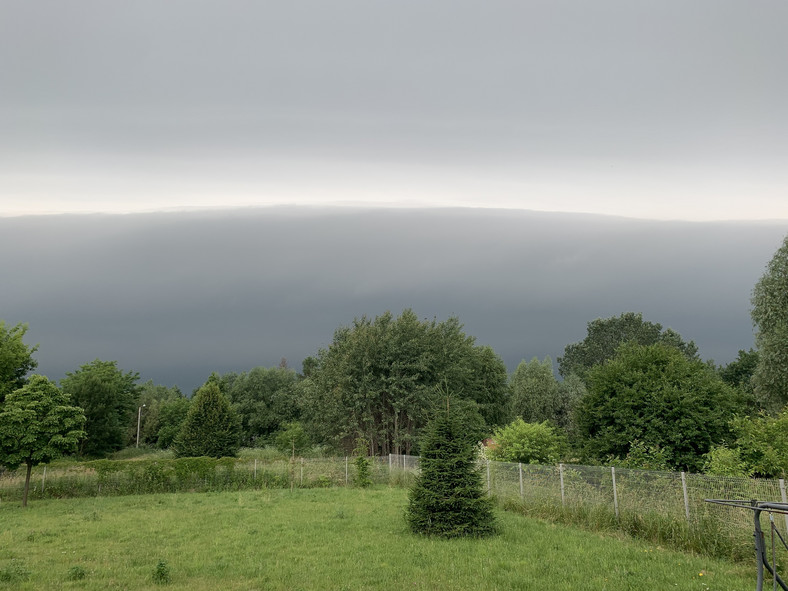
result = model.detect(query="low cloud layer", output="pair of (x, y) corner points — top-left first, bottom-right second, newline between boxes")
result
(1, 208), (785, 393)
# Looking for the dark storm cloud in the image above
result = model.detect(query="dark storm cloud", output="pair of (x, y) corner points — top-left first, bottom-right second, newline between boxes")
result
(1, 208), (785, 393)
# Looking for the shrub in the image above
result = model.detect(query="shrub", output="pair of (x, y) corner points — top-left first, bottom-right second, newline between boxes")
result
(703, 445), (753, 477)
(488, 418), (568, 465)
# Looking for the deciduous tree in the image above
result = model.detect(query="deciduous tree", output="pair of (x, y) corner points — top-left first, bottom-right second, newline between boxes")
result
(0, 321), (38, 403)
(299, 310), (508, 454)
(558, 312), (698, 381)
(60, 360), (139, 457)
(577, 342), (740, 471)
(0, 375), (85, 506)
(752, 234), (788, 409)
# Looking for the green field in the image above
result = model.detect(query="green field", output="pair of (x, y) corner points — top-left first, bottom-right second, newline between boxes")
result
(0, 487), (754, 590)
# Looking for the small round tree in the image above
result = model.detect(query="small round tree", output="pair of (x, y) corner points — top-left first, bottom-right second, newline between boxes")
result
(173, 382), (240, 458)
(0, 375), (86, 506)
(406, 403), (496, 537)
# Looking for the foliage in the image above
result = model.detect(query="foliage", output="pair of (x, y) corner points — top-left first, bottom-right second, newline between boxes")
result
(173, 382), (240, 458)
(60, 359), (139, 457)
(274, 421), (310, 456)
(728, 411), (788, 478)
(352, 438), (373, 488)
(558, 312), (698, 381)
(612, 440), (672, 471)
(488, 418), (568, 465)
(751, 234), (788, 409)
(152, 560), (171, 584)
(406, 403), (496, 537)
(0, 375), (86, 506)
(703, 445), (753, 478)
(226, 366), (300, 446)
(0, 320), (38, 403)
(134, 381), (184, 447)
(509, 357), (579, 430)
(577, 342), (740, 472)
(300, 310), (509, 454)
(557, 373), (587, 441)
(155, 396), (191, 449)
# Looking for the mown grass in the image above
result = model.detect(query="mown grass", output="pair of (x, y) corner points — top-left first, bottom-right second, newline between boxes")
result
(0, 487), (754, 590)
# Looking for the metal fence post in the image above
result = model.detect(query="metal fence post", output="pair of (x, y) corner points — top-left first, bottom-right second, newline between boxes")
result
(559, 463), (565, 507)
(780, 479), (788, 536)
(681, 472), (690, 523)
(486, 460), (491, 495)
(345, 456), (348, 485)
(389, 453), (392, 473)
(611, 467), (619, 520)
(518, 463), (524, 500)
(42, 465), (47, 495)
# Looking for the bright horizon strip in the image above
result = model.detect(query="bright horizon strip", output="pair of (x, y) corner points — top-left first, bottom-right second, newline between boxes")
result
(3, 196), (788, 222)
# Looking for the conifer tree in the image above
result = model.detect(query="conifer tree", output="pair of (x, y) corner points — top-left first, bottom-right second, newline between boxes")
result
(406, 402), (496, 537)
(174, 382), (240, 458)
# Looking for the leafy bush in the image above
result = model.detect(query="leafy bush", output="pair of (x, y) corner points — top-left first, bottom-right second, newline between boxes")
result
(275, 422), (310, 456)
(612, 440), (671, 471)
(703, 445), (753, 477)
(488, 418), (568, 465)
(728, 410), (788, 477)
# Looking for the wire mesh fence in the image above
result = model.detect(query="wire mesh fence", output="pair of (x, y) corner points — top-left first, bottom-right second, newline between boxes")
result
(388, 454), (788, 562)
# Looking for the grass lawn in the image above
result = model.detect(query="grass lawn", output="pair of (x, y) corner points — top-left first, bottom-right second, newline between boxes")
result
(0, 486), (753, 590)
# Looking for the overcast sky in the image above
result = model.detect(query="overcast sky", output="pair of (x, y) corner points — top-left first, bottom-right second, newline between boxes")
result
(1, 1), (787, 220)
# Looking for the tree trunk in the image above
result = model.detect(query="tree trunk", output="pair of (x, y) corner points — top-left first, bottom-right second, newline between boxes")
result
(23, 460), (32, 508)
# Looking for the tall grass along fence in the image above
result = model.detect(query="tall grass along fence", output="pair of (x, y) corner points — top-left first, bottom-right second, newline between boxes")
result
(391, 454), (787, 562)
(0, 456), (408, 503)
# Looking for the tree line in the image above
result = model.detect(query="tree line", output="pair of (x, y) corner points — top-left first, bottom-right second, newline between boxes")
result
(2, 233), (788, 502)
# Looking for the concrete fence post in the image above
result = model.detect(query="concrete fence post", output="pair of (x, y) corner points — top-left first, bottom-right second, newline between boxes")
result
(611, 467), (619, 520)
(559, 463), (565, 507)
(681, 472), (690, 523)
(518, 463), (524, 500)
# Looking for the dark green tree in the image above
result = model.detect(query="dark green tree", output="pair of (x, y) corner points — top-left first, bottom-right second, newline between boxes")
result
(558, 312), (698, 381)
(174, 382), (240, 458)
(0, 321), (38, 403)
(60, 360), (139, 457)
(577, 342), (741, 471)
(155, 396), (191, 449)
(300, 310), (509, 454)
(752, 234), (788, 409)
(510, 357), (563, 425)
(406, 402), (496, 537)
(134, 381), (184, 447)
(226, 366), (300, 446)
(0, 375), (86, 506)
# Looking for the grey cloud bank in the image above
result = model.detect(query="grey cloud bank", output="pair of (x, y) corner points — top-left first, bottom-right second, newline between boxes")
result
(1, 208), (784, 393)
